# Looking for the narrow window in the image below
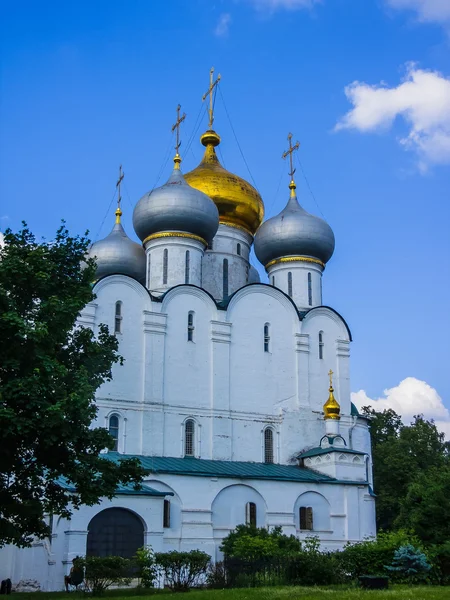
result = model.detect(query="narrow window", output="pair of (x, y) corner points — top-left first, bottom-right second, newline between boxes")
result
(319, 331), (324, 360)
(245, 502), (257, 527)
(223, 258), (229, 299)
(109, 415), (119, 451)
(185, 250), (190, 284)
(264, 428), (274, 464)
(207, 240), (213, 250)
(264, 323), (270, 353)
(114, 301), (122, 334)
(163, 499), (171, 528)
(147, 254), (151, 288)
(308, 272), (312, 306)
(288, 272), (293, 297)
(237, 243), (241, 256)
(300, 506), (313, 530)
(320, 276), (323, 305)
(272, 276), (275, 287)
(187, 311), (195, 342)
(163, 249), (168, 285)
(185, 419), (195, 456)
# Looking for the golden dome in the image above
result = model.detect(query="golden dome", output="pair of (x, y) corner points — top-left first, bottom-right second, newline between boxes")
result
(184, 130), (264, 236)
(323, 370), (341, 420)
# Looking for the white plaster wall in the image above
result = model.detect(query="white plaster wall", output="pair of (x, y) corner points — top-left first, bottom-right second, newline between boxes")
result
(145, 237), (204, 293)
(267, 261), (323, 310)
(201, 225), (253, 300)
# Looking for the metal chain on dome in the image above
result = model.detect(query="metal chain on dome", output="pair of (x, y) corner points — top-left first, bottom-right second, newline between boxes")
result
(93, 186), (119, 242)
(184, 102), (208, 158)
(218, 86), (259, 192)
(295, 152), (326, 219)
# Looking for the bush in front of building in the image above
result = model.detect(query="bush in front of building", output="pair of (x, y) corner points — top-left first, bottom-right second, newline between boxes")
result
(75, 556), (133, 595)
(220, 524), (301, 560)
(385, 544), (431, 583)
(154, 550), (211, 591)
(134, 546), (157, 588)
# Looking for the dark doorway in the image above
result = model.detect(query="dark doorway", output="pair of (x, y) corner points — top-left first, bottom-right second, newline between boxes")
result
(86, 508), (144, 559)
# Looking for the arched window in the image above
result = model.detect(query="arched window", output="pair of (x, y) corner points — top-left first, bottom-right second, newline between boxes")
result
(87, 508), (144, 559)
(237, 243), (241, 256)
(185, 419), (195, 456)
(114, 302), (122, 334)
(308, 272), (312, 306)
(163, 500), (171, 528)
(163, 249), (168, 285)
(185, 251), (190, 284)
(264, 323), (270, 353)
(207, 240), (213, 251)
(109, 415), (119, 451)
(272, 275), (275, 287)
(245, 502), (257, 527)
(264, 428), (274, 463)
(187, 311), (195, 342)
(223, 258), (229, 299)
(319, 331), (324, 360)
(288, 272), (293, 297)
(299, 506), (313, 530)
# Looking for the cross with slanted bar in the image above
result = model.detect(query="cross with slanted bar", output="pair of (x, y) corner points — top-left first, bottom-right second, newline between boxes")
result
(172, 104), (186, 155)
(282, 133), (300, 179)
(202, 67), (221, 130)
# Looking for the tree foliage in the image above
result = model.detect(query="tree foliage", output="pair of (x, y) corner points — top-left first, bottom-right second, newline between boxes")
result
(220, 524), (301, 559)
(361, 407), (449, 535)
(0, 224), (145, 547)
(385, 544), (431, 582)
(154, 550), (211, 591)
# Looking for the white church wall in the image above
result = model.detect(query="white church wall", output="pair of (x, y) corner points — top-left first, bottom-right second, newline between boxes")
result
(227, 286), (299, 419)
(267, 261), (323, 310)
(301, 308), (351, 416)
(145, 237), (204, 293)
(293, 491), (331, 533)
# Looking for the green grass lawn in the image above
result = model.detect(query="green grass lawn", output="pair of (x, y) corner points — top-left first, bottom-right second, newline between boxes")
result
(11, 586), (450, 600)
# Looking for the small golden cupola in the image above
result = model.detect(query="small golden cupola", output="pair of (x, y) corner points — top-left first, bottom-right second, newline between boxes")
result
(184, 69), (264, 236)
(323, 369), (341, 420)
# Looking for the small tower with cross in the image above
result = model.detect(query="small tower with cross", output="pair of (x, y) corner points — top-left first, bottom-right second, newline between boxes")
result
(323, 369), (341, 436)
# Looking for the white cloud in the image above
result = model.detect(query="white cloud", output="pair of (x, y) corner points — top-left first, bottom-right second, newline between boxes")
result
(215, 13), (232, 37)
(246, 0), (321, 12)
(385, 0), (450, 26)
(352, 377), (450, 438)
(335, 64), (450, 171)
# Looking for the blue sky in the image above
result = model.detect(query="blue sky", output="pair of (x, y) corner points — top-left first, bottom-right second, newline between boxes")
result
(1, 0), (449, 429)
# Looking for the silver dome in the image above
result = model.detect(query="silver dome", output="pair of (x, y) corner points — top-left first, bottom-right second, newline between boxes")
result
(133, 166), (219, 243)
(88, 216), (146, 284)
(248, 265), (261, 284)
(254, 186), (335, 267)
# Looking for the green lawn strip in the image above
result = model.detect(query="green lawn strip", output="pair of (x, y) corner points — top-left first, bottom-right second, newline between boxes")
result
(10, 587), (450, 600)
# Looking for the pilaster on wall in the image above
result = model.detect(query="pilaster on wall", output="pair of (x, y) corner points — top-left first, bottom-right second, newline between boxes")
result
(142, 310), (167, 456)
(211, 320), (232, 460)
(336, 339), (351, 414)
(296, 333), (310, 407)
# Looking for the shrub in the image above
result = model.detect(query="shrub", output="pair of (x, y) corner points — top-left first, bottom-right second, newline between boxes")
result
(284, 536), (344, 586)
(220, 524), (301, 559)
(75, 556), (133, 596)
(337, 530), (421, 579)
(206, 561), (229, 589)
(385, 544), (431, 583)
(134, 546), (157, 588)
(155, 550), (210, 591)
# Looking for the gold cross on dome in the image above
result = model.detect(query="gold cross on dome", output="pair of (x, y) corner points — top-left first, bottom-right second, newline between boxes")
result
(202, 67), (221, 130)
(328, 369), (334, 388)
(282, 133), (300, 179)
(171, 104), (186, 155)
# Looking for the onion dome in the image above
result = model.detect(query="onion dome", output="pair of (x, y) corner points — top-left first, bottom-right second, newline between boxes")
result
(248, 265), (261, 284)
(323, 370), (341, 420)
(133, 154), (219, 245)
(254, 181), (335, 268)
(87, 207), (146, 284)
(184, 130), (264, 236)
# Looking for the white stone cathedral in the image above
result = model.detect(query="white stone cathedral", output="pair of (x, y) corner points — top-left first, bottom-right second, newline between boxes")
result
(2, 89), (376, 591)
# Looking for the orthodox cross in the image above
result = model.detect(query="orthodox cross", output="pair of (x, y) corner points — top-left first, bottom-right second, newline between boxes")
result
(115, 165), (124, 223)
(202, 67), (221, 130)
(282, 133), (300, 179)
(328, 369), (334, 388)
(171, 104), (186, 155)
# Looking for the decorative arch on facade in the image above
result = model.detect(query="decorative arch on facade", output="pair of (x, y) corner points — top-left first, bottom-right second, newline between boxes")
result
(181, 416), (200, 458)
(225, 284), (301, 325)
(211, 484), (267, 532)
(86, 507), (145, 558)
(294, 491), (331, 533)
(262, 425), (276, 464)
(145, 480), (182, 534)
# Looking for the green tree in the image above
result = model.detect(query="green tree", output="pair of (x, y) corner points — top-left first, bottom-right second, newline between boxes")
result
(0, 224), (145, 547)
(362, 407), (449, 532)
(396, 466), (450, 545)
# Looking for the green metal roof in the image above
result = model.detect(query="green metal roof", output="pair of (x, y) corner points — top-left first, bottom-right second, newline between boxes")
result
(298, 447), (367, 459)
(351, 402), (360, 417)
(57, 477), (170, 497)
(105, 453), (365, 485)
